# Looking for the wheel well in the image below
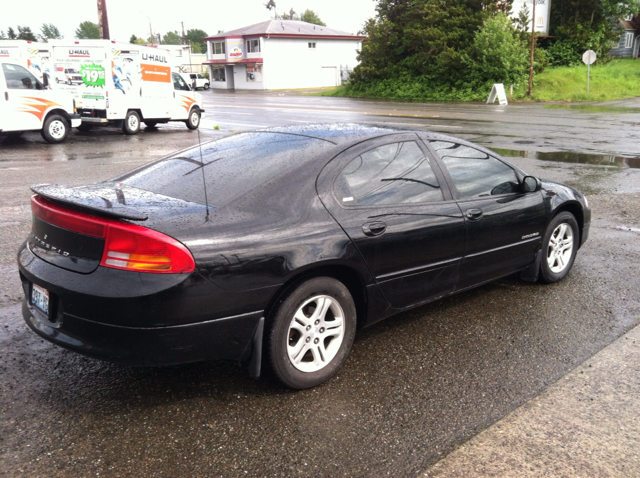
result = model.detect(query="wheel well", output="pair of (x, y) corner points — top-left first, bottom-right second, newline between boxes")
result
(264, 265), (368, 330)
(45, 109), (71, 123)
(552, 202), (584, 245)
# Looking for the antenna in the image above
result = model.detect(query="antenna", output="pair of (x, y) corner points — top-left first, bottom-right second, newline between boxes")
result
(196, 126), (210, 220)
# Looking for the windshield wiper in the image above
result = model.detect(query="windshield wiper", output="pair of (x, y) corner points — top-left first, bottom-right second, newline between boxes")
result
(381, 178), (440, 189)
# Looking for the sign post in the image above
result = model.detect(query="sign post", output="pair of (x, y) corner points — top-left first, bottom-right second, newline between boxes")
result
(582, 50), (597, 94)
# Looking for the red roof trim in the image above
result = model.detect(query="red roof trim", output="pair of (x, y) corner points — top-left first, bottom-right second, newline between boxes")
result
(205, 34), (364, 42)
(203, 58), (264, 65)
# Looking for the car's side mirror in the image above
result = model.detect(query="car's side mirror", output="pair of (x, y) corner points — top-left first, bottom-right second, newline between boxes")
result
(42, 74), (49, 89)
(522, 176), (541, 193)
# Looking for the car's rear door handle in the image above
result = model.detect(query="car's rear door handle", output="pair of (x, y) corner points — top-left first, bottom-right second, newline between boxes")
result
(362, 221), (387, 237)
(465, 208), (483, 220)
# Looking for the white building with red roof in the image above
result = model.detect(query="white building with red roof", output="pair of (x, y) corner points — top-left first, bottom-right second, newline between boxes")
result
(203, 19), (364, 90)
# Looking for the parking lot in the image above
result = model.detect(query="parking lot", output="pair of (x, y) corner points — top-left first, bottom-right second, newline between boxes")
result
(1, 91), (640, 477)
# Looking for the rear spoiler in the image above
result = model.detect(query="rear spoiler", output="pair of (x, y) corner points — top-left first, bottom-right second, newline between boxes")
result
(31, 183), (148, 221)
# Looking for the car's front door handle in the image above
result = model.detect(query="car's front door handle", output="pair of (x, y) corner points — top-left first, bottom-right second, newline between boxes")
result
(465, 208), (483, 220)
(362, 221), (387, 237)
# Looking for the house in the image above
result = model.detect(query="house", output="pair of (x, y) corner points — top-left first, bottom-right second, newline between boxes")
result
(203, 19), (364, 90)
(609, 17), (640, 58)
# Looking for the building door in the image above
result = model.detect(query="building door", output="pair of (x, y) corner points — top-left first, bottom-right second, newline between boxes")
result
(225, 65), (235, 89)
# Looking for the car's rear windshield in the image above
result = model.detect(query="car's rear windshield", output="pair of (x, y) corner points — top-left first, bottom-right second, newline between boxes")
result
(118, 132), (333, 207)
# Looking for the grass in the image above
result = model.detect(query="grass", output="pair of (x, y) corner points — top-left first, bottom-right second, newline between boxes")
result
(517, 58), (640, 102)
(317, 59), (640, 103)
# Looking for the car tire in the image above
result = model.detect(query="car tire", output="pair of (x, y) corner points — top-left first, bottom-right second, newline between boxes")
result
(122, 110), (141, 135)
(144, 121), (158, 129)
(185, 107), (200, 130)
(267, 277), (356, 389)
(539, 211), (579, 284)
(40, 115), (69, 144)
(204, 83), (210, 90)
(77, 123), (93, 132)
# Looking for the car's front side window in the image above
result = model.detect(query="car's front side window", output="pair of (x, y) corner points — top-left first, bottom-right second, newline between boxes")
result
(430, 141), (519, 199)
(335, 141), (443, 206)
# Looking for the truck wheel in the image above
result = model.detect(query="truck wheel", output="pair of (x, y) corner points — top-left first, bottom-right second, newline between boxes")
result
(40, 115), (69, 144)
(204, 83), (210, 90)
(186, 107), (201, 130)
(123, 111), (141, 135)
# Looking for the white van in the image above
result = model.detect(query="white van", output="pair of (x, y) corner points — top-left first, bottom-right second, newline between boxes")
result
(50, 40), (204, 134)
(180, 72), (209, 90)
(0, 61), (81, 143)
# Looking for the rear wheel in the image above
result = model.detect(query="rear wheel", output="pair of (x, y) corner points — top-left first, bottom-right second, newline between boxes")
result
(540, 212), (579, 283)
(41, 115), (69, 144)
(122, 110), (141, 135)
(185, 107), (200, 130)
(267, 277), (356, 389)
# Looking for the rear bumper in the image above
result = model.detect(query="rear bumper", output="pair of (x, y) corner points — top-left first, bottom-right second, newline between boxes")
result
(22, 299), (262, 366)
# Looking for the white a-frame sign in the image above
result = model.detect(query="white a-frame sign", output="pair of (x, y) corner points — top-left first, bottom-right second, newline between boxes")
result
(487, 83), (508, 105)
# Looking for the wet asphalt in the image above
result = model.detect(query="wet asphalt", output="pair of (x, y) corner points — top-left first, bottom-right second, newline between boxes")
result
(1, 92), (639, 477)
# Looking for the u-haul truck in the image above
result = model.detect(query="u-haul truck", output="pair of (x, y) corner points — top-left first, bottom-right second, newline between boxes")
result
(0, 59), (81, 143)
(0, 40), (53, 84)
(49, 40), (204, 134)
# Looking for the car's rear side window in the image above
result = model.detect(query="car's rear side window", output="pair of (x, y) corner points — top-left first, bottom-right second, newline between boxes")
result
(119, 133), (332, 206)
(335, 141), (442, 206)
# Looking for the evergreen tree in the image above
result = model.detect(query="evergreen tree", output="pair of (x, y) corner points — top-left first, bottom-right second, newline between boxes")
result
(75, 21), (100, 39)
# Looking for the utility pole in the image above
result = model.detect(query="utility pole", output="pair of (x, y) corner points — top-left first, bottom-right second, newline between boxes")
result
(97, 0), (110, 39)
(181, 21), (186, 44)
(527, 0), (537, 96)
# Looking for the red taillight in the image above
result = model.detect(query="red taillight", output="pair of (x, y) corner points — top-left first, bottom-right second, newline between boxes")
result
(31, 195), (195, 274)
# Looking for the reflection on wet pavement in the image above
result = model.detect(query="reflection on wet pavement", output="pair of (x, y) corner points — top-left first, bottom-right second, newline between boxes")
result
(491, 148), (640, 169)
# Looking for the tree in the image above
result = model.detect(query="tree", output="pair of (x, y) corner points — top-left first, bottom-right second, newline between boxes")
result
(300, 9), (326, 26)
(186, 28), (208, 54)
(39, 23), (62, 42)
(547, 0), (640, 65)
(352, 0), (493, 85)
(17, 26), (38, 41)
(467, 13), (528, 85)
(75, 21), (100, 39)
(7, 27), (17, 39)
(281, 8), (297, 20)
(162, 31), (182, 45)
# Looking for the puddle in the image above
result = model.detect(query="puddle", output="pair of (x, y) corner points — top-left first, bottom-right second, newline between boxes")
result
(491, 148), (640, 169)
(545, 104), (640, 114)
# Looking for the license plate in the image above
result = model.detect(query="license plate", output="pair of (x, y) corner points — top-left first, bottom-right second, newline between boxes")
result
(31, 284), (49, 315)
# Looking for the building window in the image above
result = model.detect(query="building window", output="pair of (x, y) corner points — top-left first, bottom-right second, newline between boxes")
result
(247, 39), (260, 53)
(625, 32), (634, 49)
(213, 42), (225, 55)
(308, 42), (316, 49)
(212, 66), (226, 82)
(246, 63), (262, 82)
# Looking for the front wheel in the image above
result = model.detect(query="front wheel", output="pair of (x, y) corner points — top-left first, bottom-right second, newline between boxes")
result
(204, 83), (210, 90)
(41, 115), (69, 144)
(540, 211), (579, 283)
(267, 277), (356, 389)
(122, 110), (141, 135)
(76, 123), (93, 132)
(185, 107), (200, 130)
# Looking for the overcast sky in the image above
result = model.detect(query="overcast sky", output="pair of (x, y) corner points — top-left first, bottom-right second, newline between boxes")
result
(3, 0), (377, 41)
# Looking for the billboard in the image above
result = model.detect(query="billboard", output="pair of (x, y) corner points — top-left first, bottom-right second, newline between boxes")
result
(510, 0), (552, 36)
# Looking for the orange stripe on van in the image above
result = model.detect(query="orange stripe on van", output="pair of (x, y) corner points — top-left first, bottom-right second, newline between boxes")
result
(18, 97), (62, 121)
(140, 63), (171, 83)
(179, 95), (196, 112)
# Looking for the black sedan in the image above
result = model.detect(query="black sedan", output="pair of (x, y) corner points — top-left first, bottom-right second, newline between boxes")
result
(17, 124), (591, 389)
